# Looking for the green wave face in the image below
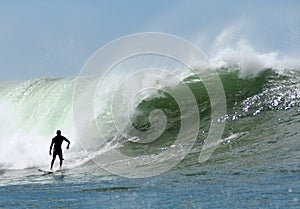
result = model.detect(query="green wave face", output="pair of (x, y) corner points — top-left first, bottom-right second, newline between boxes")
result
(113, 68), (300, 161)
(0, 67), (299, 170)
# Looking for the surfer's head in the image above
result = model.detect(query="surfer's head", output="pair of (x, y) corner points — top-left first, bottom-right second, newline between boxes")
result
(56, 130), (61, 135)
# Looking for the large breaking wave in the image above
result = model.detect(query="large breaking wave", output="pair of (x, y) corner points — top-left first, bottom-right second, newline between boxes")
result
(0, 40), (300, 174)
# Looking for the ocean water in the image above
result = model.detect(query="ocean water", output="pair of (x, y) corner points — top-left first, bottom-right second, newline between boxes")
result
(1, 59), (300, 208)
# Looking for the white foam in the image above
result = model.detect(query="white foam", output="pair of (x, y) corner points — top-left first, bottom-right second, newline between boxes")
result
(194, 22), (300, 77)
(209, 39), (300, 77)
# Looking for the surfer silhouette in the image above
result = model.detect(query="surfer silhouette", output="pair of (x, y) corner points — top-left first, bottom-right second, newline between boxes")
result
(49, 130), (70, 170)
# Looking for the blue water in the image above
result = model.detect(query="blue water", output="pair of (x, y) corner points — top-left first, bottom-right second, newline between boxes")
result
(1, 165), (299, 208)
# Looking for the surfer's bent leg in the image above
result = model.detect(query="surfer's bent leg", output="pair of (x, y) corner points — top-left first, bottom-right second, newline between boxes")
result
(50, 154), (56, 170)
(58, 151), (63, 169)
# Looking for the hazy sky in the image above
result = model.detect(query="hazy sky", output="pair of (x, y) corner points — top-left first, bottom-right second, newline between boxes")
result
(0, 0), (299, 80)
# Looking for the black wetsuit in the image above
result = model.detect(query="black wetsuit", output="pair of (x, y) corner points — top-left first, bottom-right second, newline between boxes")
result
(51, 135), (69, 161)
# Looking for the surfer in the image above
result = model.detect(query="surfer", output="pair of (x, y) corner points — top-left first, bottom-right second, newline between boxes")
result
(49, 130), (70, 170)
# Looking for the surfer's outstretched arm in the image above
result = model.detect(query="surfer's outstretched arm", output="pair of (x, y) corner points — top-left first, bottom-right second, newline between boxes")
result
(64, 138), (70, 149)
(49, 140), (54, 155)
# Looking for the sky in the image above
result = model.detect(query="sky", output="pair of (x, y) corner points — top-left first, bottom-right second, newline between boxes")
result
(0, 0), (300, 80)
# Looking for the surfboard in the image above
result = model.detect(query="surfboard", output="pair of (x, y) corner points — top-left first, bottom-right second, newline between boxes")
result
(38, 169), (54, 174)
(38, 169), (64, 174)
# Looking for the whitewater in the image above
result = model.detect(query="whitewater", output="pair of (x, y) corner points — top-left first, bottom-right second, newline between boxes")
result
(1, 38), (300, 208)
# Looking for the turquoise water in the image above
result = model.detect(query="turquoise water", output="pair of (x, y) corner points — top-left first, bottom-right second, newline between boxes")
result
(0, 68), (300, 208)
